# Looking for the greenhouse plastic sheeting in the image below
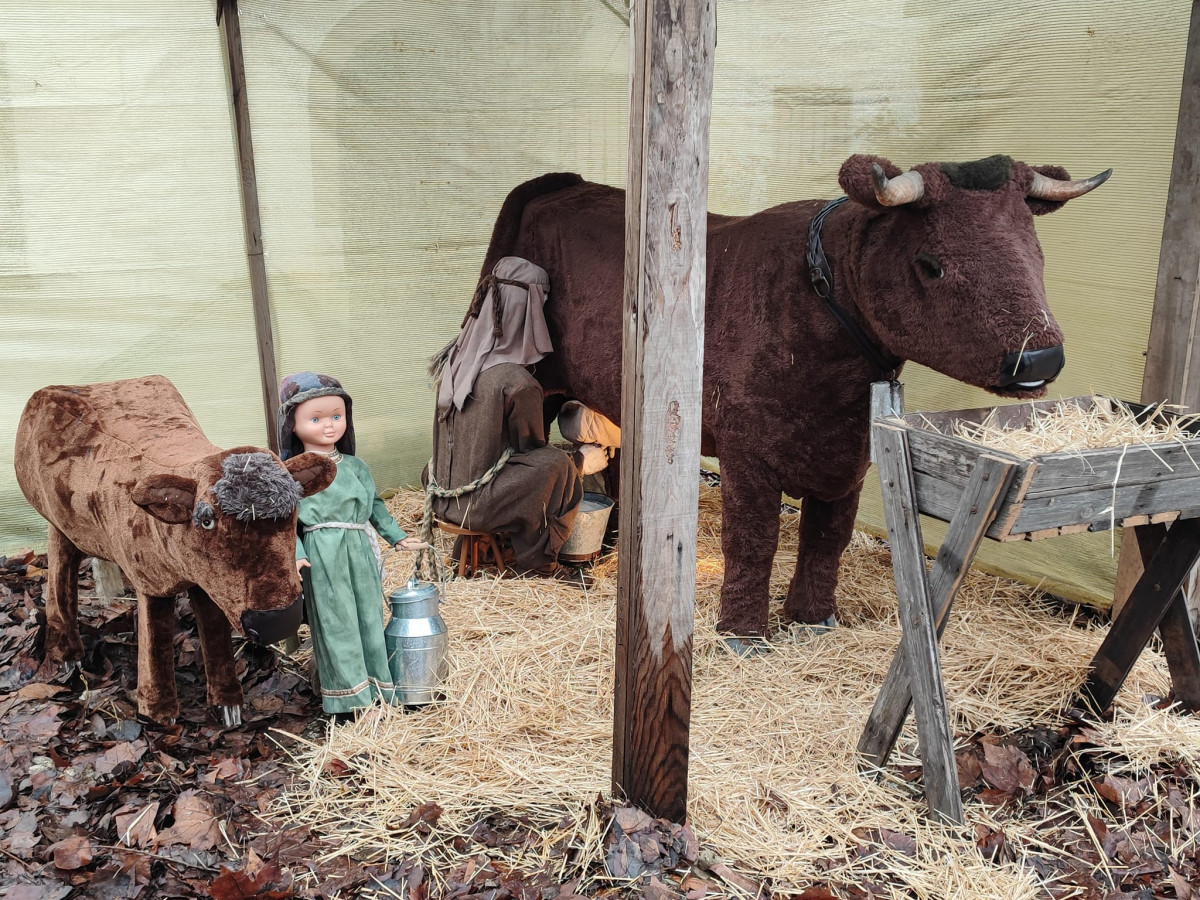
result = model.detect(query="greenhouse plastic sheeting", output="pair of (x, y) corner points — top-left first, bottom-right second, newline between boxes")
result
(1, 1), (1192, 607)
(1, 5), (265, 554)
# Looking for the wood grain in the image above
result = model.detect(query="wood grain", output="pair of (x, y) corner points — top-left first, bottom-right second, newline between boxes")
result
(612, 0), (715, 823)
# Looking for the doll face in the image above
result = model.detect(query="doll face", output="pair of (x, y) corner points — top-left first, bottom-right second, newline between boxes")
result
(292, 396), (347, 454)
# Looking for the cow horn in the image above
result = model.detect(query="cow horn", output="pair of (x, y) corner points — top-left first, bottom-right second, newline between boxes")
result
(1027, 167), (1113, 201)
(871, 164), (925, 206)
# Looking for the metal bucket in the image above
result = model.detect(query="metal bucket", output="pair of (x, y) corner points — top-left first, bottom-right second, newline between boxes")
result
(559, 492), (615, 563)
(384, 578), (449, 706)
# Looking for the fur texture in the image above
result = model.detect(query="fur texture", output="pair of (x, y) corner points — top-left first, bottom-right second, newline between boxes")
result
(14, 375), (336, 721)
(213, 452), (304, 522)
(477, 155), (1099, 636)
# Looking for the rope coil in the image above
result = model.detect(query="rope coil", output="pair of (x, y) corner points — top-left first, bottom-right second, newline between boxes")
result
(416, 445), (515, 581)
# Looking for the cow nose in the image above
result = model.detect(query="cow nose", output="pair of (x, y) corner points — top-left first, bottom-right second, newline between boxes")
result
(998, 344), (1065, 390)
(239, 593), (304, 645)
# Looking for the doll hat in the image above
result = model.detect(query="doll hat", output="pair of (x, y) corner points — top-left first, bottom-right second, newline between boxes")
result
(277, 371), (356, 460)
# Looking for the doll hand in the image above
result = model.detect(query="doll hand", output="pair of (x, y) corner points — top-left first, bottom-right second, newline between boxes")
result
(296, 558), (311, 574)
(397, 536), (430, 551)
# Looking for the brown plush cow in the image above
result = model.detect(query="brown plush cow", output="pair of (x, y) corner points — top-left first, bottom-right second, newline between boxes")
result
(14, 375), (335, 723)
(477, 154), (1110, 639)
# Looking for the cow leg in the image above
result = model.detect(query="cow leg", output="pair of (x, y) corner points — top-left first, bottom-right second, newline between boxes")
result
(135, 591), (179, 723)
(188, 587), (244, 727)
(44, 525), (84, 667)
(783, 491), (861, 625)
(715, 461), (781, 638)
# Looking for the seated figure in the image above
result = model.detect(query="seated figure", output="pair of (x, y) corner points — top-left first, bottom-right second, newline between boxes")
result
(425, 257), (603, 575)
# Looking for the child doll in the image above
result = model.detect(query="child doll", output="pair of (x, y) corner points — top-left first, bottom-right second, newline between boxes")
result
(278, 371), (427, 716)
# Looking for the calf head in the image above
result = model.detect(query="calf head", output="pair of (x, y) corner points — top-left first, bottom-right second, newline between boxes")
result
(131, 448), (335, 641)
(837, 154), (1110, 397)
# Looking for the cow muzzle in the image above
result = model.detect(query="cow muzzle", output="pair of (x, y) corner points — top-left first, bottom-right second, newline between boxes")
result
(997, 344), (1065, 391)
(240, 593), (303, 644)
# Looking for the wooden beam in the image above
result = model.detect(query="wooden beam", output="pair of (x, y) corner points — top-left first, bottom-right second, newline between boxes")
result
(219, 0), (280, 453)
(1083, 516), (1200, 712)
(873, 423), (964, 825)
(858, 453), (1015, 768)
(1115, 2), (1200, 620)
(611, 0), (715, 822)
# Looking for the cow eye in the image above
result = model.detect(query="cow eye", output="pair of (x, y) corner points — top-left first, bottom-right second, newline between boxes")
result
(193, 502), (217, 531)
(915, 252), (944, 280)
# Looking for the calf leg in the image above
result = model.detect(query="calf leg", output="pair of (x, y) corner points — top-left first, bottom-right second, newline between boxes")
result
(188, 587), (244, 725)
(44, 525), (84, 664)
(715, 461), (782, 637)
(136, 591), (179, 723)
(783, 491), (860, 624)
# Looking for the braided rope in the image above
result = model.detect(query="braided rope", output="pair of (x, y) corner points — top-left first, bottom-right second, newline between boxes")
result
(415, 445), (515, 580)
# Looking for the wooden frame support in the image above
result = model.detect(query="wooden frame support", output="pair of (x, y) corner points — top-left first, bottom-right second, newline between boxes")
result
(859, 450), (1017, 770)
(864, 422), (1200, 824)
(611, 0), (715, 822)
(218, 0), (280, 453)
(1082, 518), (1200, 712)
(1115, 1), (1200, 622)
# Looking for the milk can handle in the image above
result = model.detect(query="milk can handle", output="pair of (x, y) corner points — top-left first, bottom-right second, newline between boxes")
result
(380, 545), (448, 589)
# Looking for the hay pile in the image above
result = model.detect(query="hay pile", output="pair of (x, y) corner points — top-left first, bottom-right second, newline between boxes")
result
(944, 398), (1200, 457)
(277, 485), (1199, 898)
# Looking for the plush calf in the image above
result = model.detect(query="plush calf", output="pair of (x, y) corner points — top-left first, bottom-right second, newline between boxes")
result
(15, 375), (335, 723)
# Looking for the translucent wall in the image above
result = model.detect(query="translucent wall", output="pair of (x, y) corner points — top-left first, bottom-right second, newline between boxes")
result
(0, 4), (263, 552)
(1, 0), (1191, 607)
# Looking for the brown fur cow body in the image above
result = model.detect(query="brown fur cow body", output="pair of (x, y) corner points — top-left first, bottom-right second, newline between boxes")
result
(478, 154), (1109, 637)
(15, 375), (335, 722)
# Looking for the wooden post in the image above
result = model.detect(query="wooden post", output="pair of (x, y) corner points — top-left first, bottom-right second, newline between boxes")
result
(1115, 1), (1200, 623)
(611, 0), (715, 822)
(218, 0), (280, 453)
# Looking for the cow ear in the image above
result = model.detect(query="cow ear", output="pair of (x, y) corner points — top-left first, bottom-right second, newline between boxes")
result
(132, 473), (197, 524)
(838, 154), (902, 210)
(285, 453), (337, 498)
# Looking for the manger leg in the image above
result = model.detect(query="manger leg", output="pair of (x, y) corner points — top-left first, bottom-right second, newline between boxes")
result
(859, 454), (1015, 767)
(1081, 517), (1200, 713)
(714, 460), (782, 638)
(1123, 523), (1200, 711)
(783, 491), (859, 625)
(44, 525), (85, 664)
(874, 423), (963, 824)
(188, 586), (244, 725)
(136, 591), (180, 723)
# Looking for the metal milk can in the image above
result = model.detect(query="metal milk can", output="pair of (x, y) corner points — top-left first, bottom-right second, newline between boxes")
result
(384, 577), (448, 706)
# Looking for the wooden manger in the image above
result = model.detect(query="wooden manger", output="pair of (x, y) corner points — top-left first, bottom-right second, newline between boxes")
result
(859, 395), (1200, 824)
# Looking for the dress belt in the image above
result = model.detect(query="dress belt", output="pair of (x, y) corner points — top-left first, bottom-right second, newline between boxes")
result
(302, 521), (384, 577)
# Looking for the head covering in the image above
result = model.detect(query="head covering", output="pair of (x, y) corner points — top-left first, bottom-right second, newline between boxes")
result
(277, 371), (356, 460)
(437, 256), (553, 413)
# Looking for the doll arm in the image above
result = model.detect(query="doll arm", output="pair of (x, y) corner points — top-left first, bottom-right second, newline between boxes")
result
(360, 461), (406, 545)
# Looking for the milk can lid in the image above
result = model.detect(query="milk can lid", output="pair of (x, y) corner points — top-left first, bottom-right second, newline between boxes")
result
(389, 577), (440, 603)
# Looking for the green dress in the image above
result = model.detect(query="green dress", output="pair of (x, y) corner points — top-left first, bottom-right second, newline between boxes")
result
(296, 455), (406, 714)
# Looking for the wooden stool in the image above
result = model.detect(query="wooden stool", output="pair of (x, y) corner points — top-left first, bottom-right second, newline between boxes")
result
(436, 520), (507, 578)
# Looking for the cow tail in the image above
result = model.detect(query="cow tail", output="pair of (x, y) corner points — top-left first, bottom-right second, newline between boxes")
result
(479, 172), (584, 277)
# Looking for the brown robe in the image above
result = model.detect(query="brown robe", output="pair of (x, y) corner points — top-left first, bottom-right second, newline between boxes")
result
(426, 363), (582, 572)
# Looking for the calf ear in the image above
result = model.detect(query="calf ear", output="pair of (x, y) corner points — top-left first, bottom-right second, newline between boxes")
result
(285, 453), (337, 497)
(132, 473), (198, 524)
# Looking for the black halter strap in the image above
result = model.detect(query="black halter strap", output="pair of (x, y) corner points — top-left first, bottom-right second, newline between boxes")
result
(805, 196), (900, 380)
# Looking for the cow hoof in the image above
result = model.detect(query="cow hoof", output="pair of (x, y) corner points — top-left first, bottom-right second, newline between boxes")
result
(215, 705), (243, 728)
(795, 615), (838, 636)
(721, 635), (772, 657)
